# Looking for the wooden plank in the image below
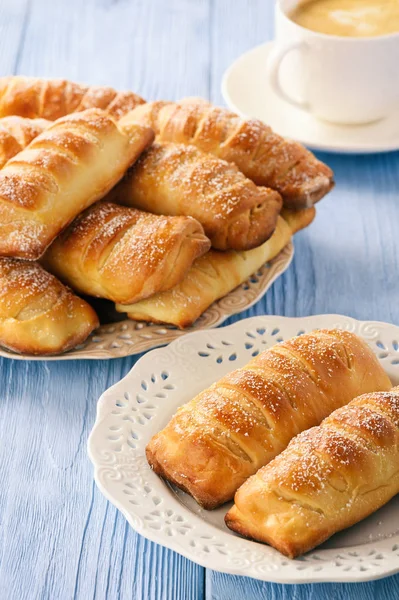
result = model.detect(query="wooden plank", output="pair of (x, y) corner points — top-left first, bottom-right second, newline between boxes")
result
(6, 0), (212, 101)
(209, 0), (275, 105)
(206, 574), (399, 600)
(0, 0), (30, 74)
(0, 354), (205, 599)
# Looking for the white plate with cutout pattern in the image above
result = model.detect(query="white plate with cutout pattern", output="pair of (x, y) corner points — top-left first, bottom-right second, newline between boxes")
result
(0, 243), (292, 361)
(88, 314), (399, 583)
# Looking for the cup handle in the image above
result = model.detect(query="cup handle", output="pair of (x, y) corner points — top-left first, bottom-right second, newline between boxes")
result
(267, 41), (309, 110)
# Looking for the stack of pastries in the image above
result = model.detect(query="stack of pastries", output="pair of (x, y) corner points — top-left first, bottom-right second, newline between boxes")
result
(0, 76), (334, 355)
(146, 328), (399, 558)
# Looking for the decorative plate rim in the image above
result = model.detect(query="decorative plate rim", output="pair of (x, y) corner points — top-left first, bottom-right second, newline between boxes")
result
(88, 314), (399, 583)
(0, 242), (293, 361)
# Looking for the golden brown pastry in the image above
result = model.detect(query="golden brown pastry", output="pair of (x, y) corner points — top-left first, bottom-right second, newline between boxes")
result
(42, 202), (211, 304)
(0, 76), (145, 120)
(226, 386), (399, 558)
(0, 116), (50, 167)
(116, 208), (314, 327)
(107, 141), (283, 251)
(178, 97), (212, 106)
(0, 108), (154, 260)
(122, 101), (334, 210)
(146, 329), (391, 509)
(0, 258), (99, 355)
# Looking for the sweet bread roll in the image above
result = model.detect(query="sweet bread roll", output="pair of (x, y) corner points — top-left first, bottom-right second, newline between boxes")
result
(107, 141), (282, 251)
(0, 258), (98, 355)
(146, 329), (391, 509)
(179, 97), (212, 106)
(0, 76), (145, 120)
(116, 208), (314, 327)
(0, 109), (154, 260)
(122, 101), (334, 210)
(0, 116), (49, 167)
(42, 202), (211, 304)
(226, 386), (399, 558)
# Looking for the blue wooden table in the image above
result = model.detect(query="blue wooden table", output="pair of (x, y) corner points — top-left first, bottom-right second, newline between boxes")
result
(0, 1), (398, 598)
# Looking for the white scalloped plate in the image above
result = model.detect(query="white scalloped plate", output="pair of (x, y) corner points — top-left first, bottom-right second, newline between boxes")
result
(0, 243), (292, 361)
(88, 315), (399, 583)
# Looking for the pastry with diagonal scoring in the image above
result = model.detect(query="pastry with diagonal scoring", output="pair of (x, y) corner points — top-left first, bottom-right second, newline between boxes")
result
(116, 207), (314, 327)
(42, 202), (211, 304)
(107, 141), (283, 251)
(146, 329), (391, 509)
(226, 386), (399, 558)
(0, 258), (98, 355)
(0, 76), (145, 120)
(122, 100), (334, 210)
(0, 116), (50, 168)
(0, 108), (154, 260)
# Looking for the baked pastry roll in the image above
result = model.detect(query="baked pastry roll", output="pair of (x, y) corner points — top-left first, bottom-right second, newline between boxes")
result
(0, 76), (145, 120)
(107, 141), (283, 251)
(0, 258), (98, 355)
(116, 208), (314, 327)
(123, 101), (334, 210)
(179, 97), (212, 106)
(146, 329), (391, 509)
(42, 202), (210, 304)
(0, 109), (154, 260)
(226, 386), (399, 558)
(0, 116), (49, 168)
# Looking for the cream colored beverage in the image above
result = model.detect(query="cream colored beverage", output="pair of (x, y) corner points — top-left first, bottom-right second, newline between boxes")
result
(291, 0), (399, 37)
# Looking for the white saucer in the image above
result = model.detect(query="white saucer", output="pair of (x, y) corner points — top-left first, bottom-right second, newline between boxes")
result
(222, 42), (399, 155)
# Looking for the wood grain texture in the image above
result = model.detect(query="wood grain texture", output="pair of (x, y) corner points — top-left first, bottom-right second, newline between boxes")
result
(0, 0), (398, 599)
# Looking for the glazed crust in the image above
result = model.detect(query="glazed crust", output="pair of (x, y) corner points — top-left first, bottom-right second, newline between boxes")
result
(107, 141), (283, 251)
(226, 387), (399, 558)
(116, 208), (315, 327)
(42, 202), (210, 304)
(0, 76), (145, 120)
(145, 329), (391, 509)
(0, 116), (50, 167)
(123, 100), (334, 210)
(0, 258), (99, 355)
(0, 108), (154, 260)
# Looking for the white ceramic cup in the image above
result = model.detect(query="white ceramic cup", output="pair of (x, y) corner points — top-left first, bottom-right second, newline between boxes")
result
(267, 0), (399, 124)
